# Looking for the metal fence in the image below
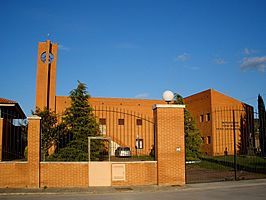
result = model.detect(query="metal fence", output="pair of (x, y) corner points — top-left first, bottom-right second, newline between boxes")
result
(186, 107), (266, 183)
(92, 106), (155, 161)
(0, 111), (27, 161)
(41, 106), (155, 162)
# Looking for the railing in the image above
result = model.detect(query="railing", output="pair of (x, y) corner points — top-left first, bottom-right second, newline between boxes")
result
(186, 107), (266, 183)
(0, 111), (27, 161)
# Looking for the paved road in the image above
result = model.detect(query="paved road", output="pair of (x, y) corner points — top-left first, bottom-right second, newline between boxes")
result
(1, 179), (266, 200)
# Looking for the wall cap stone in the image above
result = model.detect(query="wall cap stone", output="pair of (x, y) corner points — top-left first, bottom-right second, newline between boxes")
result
(152, 104), (186, 110)
(40, 162), (88, 164)
(27, 115), (41, 120)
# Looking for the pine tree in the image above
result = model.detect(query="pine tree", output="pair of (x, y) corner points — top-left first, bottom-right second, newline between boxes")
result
(258, 94), (266, 156)
(51, 81), (100, 161)
(173, 93), (202, 160)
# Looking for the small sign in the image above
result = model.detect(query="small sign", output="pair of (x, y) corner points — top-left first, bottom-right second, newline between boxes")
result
(176, 147), (181, 152)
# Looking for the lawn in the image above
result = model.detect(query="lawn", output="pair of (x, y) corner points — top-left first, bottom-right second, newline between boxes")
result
(200, 155), (266, 173)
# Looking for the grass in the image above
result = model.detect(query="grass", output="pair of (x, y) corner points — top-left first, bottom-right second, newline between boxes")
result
(198, 160), (233, 171)
(186, 159), (233, 171)
(200, 155), (266, 173)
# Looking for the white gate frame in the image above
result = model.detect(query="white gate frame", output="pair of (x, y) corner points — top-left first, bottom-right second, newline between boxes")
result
(88, 136), (111, 162)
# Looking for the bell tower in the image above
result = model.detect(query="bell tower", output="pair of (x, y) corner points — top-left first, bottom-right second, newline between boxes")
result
(35, 40), (58, 111)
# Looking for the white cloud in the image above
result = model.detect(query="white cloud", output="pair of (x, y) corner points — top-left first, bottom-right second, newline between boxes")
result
(134, 93), (150, 99)
(240, 56), (266, 72)
(214, 57), (226, 65)
(176, 53), (190, 62)
(58, 44), (70, 51)
(242, 48), (257, 55)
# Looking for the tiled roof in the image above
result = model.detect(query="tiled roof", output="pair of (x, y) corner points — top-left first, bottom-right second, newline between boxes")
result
(0, 97), (17, 104)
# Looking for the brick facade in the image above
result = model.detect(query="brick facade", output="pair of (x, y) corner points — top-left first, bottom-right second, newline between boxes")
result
(185, 89), (254, 156)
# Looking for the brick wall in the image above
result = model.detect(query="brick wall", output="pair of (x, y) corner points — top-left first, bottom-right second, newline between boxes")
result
(27, 116), (41, 188)
(112, 162), (157, 186)
(40, 162), (88, 188)
(154, 105), (185, 186)
(0, 104), (186, 188)
(0, 162), (29, 188)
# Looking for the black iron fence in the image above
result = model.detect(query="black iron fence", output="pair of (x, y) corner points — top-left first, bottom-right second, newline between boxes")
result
(186, 107), (266, 183)
(41, 106), (155, 162)
(0, 111), (27, 161)
(92, 106), (155, 161)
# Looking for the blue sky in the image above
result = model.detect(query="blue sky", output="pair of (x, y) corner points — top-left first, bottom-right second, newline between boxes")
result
(0, 0), (265, 115)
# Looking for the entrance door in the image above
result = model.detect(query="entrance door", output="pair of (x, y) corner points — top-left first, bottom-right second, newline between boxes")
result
(89, 162), (111, 186)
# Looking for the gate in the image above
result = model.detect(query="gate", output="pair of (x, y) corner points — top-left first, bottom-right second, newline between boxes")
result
(186, 107), (266, 183)
(92, 106), (155, 161)
(88, 107), (156, 186)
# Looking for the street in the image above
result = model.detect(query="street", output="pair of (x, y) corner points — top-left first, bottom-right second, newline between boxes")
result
(1, 180), (266, 200)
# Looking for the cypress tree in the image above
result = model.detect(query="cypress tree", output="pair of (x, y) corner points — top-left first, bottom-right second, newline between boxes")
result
(258, 94), (266, 156)
(173, 93), (202, 160)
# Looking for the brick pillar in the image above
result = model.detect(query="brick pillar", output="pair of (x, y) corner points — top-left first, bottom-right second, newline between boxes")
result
(27, 116), (41, 188)
(153, 104), (185, 186)
(0, 118), (3, 161)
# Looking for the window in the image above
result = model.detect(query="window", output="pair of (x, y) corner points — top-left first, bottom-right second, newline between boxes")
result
(201, 137), (205, 143)
(206, 113), (211, 121)
(200, 114), (204, 122)
(99, 118), (107, 135)
(99, 118), (106, 125)
(135, 138), (143, 149)
(207, 136), (211, 144)
(118, 119), (124, 125)
(136, 119), (142, 126)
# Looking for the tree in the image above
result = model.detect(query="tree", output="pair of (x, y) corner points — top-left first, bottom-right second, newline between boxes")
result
(173, 93), (202, 160)
(32, 107), (59, 159)
(258, 94), (266, 156)
(51, 81), (100, 161)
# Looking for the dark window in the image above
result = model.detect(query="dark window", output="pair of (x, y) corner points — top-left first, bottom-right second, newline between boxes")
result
(118, 119), (124, 125)
(136, 119), (142, 126)
(206, 113), (211, 121)
(99, 118), (106, 125)
(200, 115), (204, 122)
(207, 136), (211, 144)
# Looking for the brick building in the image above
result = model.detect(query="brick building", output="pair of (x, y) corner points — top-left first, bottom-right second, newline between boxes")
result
(184, 89), (254, 156)
(0, 40), (255, 188)
(36, 40), (254, 157)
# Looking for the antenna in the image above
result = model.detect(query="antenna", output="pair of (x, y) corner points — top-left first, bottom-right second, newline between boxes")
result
(46, 33), (50, 40)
